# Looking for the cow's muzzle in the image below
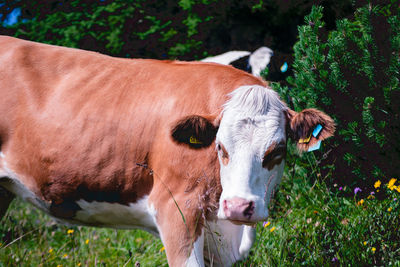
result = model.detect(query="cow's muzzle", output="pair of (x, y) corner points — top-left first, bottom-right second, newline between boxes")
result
(223, 197), (255, 222)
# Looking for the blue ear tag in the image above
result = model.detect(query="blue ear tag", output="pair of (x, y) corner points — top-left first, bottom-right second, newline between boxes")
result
(280, 62), (288, 73)
(308, 140), (321, 152)
(312, 124), (323, 137)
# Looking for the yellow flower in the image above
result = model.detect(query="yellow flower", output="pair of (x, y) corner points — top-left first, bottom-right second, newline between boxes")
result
(363, 241), (367, 246)
(77, 263), (81, 267)
(388, 178), (397, 190)
(67, 229), (74, 235)
(371, 247), (376, 253)
(263, 221), (271, 228)
(63, 254), (68, 259)
(367, 195), (375, 199)
(48, 248), (54, 253)
(160, 246), (165, 252)
(85, 239), (89, 245)
(388, 207), (392, 212)
(357, 199), (364, 205)
(270, 227), (276, 232)
(374, 180), (381, 188)
(57, 265), (63, 267)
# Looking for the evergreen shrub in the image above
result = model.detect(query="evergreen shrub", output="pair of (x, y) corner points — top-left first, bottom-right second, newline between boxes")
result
(272, 2), (400, 192)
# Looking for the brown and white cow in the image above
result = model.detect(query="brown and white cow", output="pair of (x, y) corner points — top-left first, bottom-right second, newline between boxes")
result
(0, 36), (335, 266)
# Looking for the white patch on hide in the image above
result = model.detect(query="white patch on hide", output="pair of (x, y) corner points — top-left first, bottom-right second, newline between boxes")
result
(216, 85), (288, 221)
(185, 230), (205, 267)
(201, 51), (251, 65)
(238, 225), (256, 258)
(75, 196), (158, 234)
(0, 152), (49, 212)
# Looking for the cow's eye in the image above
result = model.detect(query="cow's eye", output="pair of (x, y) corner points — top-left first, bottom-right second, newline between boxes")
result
(216, 143), (229, 165)
(262, 143), (286, 170)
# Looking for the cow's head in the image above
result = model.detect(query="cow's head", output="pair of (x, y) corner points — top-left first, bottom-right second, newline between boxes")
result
(171, 85), (335, 224)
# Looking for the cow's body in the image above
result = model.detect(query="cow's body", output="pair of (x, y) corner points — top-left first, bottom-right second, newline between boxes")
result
(0, 36), (335, 266)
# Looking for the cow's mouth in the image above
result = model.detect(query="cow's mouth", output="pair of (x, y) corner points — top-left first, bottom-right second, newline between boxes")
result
(228, 219), (257, 226)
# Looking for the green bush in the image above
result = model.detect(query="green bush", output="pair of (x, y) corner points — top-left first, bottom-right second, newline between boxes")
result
(273, 2), (400, 191)
(1, 0), (354, 60)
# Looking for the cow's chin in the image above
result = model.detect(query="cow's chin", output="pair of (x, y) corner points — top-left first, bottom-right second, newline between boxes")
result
(228, 220), (257, 226)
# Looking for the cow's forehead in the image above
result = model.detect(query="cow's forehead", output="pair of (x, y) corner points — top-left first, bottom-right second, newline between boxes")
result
(217, 85), (287, 149)
(217, 115), (285, 149)
(222, 85), (287, 117)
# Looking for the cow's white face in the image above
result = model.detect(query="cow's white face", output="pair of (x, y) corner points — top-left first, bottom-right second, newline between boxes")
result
(215, 85), (287, 223)
(171, 84), (335, 225)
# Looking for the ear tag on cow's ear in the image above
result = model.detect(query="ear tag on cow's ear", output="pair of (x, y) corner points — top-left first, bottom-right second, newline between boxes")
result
(312, 124), (323, 138)
(308, 140), (322, 152)
(299, 134), (312, 144)
(299, 125), (324, 144)
(189, 136), (203, 144)
(280, 62), (288, 73)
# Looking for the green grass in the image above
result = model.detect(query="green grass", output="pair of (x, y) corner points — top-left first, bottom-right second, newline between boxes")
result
(243, 176), (400, 266)
(0, 199), (166, 266)
(2, 168), (400, 266)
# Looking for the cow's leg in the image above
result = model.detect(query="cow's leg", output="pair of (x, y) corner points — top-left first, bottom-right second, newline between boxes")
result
(158, 214), (205, 266)
(186, 230), (204, 266)
(0, 186), (14, 220)
(158, 222), (205, 267)
(151, 195), (205, 267)
(239, 225), (256, 258)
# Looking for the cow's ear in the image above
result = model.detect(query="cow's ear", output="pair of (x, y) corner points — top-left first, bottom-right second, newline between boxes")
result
(171, 115), (219, 149)
(286, 108), (335, 152)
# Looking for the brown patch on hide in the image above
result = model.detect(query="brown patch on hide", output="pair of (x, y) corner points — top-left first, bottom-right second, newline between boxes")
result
(262, 141), (287, 170)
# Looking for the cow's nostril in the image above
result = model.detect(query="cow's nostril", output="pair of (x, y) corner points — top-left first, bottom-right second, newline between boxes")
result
(243, 201), (254, 219)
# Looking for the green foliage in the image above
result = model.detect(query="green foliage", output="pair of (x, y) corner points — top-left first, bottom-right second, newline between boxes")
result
(274, 2), (400, 189)
(0, 0), (272, 59)
(0, 0), (355, 60)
